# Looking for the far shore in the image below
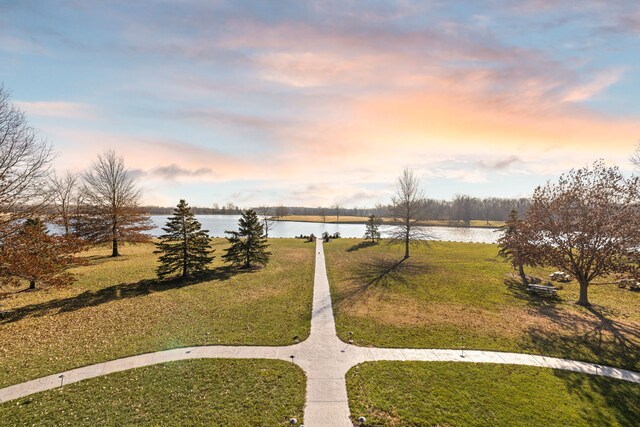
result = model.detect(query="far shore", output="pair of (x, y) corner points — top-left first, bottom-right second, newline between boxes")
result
(271, 215), (504, 229)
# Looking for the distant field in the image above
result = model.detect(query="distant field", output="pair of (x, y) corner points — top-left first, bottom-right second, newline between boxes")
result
(274, 215), (504, 228)
(324, 239), (640, 370)
(0, 359), (306, 426)
(0, 239), (314, 388)
(347, 362), (640, 426)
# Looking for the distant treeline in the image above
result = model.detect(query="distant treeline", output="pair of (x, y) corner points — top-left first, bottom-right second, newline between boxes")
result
(142, 196), (530, 223)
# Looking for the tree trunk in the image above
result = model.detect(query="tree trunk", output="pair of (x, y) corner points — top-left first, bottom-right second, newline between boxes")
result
(111, 238), (119, 257)
(577, 280), (590, 306)
(518, 264), (527, 285)
(29, 280), (36, 290)
(404, 237), (410, 259)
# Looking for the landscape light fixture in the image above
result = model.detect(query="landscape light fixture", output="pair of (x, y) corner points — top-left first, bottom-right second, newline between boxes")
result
(348, 331), (354, 345)
(358, 416), (367, 424)
(289, 417), (297, 424)
(58, 374), (64, 387)
(460, 336), (465, 358)
(205, 332), (210, 345)
(290, 355), (295, 363)
(293, 335), (299, 344)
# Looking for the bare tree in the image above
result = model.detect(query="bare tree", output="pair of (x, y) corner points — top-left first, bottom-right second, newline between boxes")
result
(389, 167), (432, 259)
(525, 161), (640, 306)
(319, 207), (327, 222)
(0, 85), (54, 237)
(50, 171), (79, 236)
(256, 206), (275, 238)
(77, 150), (152, 257)
(332, 202), (342, 223)
(630, 141), (640, 169)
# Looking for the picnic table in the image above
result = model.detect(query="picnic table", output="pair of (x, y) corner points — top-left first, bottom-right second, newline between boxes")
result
(527, 283), (558, 296)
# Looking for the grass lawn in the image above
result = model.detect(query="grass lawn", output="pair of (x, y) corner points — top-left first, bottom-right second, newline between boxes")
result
(0, 359), (306, 426)
(274, 215), (503, 228)
(0, 238), (314, 388)
(347, 361), (640, 426)
(325, 239), (640, 370)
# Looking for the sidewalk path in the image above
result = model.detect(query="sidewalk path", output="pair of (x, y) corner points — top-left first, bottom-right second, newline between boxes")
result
(1, 240), (639, 425)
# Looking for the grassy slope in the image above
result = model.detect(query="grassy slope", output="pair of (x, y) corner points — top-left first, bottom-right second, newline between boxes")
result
(325, 239), (640, 370)
(274, 215), (503, 228)
(347, 362), (640, 427)
(0, 359), (306, 426)
(0, 239), (314, 388)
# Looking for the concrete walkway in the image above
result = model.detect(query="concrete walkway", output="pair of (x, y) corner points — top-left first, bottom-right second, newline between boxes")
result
(1, 239), (639, 425)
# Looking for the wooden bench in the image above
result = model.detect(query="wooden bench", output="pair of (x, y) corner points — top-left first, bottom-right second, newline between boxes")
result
(527, 284), (558, 296)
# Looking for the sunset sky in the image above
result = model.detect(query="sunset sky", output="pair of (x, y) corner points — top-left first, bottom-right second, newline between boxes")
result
(1, 1), (639, 207)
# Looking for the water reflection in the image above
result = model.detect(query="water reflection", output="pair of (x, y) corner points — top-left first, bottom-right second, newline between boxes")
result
(148, 215), (501, 244)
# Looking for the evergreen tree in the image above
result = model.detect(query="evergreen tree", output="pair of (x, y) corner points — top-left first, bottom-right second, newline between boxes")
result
(363, 214), (381, 243)
(0, 218), (82, 290)
(155, 199), (214, 278)
(223, 209), (271, 268)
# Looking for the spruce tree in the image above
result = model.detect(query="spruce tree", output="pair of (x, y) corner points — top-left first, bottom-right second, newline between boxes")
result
(363, 214), (381, 243)
(223, 209), (271, 268)
(155, 199), (214, 278)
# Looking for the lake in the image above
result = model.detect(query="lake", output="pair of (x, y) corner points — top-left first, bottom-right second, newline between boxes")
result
(149, 215), (501, 244)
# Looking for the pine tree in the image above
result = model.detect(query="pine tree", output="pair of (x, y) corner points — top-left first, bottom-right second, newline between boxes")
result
(0, 218), (82, 290)
(363, 214), (381, 243)
(155, 199), (214, 279)
(223, 209), (271, 269)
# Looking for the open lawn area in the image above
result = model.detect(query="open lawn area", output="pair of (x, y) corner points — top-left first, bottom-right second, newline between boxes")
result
(325, 240), (640, 370)
(347, 361), (640, 426)
(0, 239), (314, 388)
(0, 359), (305, 426)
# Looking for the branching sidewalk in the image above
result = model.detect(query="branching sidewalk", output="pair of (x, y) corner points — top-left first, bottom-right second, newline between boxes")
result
(1, 240), (639, 426)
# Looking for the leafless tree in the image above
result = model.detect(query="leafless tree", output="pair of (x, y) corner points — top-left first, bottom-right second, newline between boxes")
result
(77, 150), (152, 257)
(332, 202), (342, 223)
(525, 161), (640, 306)
(275, 205), (288, 218)
(319, 207), (327, 222)
(256, 206), (275, 238)
(388, 167), (432, 259)
(630, 141), (640, 169)
(50, 171), (80, 236)
(0, 85), (54, 237)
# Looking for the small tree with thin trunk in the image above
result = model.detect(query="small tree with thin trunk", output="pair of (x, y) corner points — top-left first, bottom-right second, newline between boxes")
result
(364, 214), (381, 243)
(256, 206), (275, 238)
(77, 150), (152, 257)
(333, 203), (342, 223)
(223, 209), (271, 269)
(155, 199), (214, 279)
(389, 168), (432, 258)
(497, 209), (539, 285)
(50, 171), (79, 237)
(0, 218), (81, 290)
(525, 161), (640, 306)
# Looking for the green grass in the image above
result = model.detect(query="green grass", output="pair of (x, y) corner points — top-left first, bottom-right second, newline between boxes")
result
(0, 238), (314, 388)
(0, 359), (306, 426)
(325, 239), (640, 370)
(347, 362), (640, 426)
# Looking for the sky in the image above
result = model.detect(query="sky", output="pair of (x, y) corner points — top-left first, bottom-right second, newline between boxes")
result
(1, 0), (639, 207)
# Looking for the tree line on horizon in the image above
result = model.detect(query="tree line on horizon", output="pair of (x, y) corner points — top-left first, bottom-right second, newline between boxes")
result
(0, 85), (272, 290)
(142, 196), (530, 225)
